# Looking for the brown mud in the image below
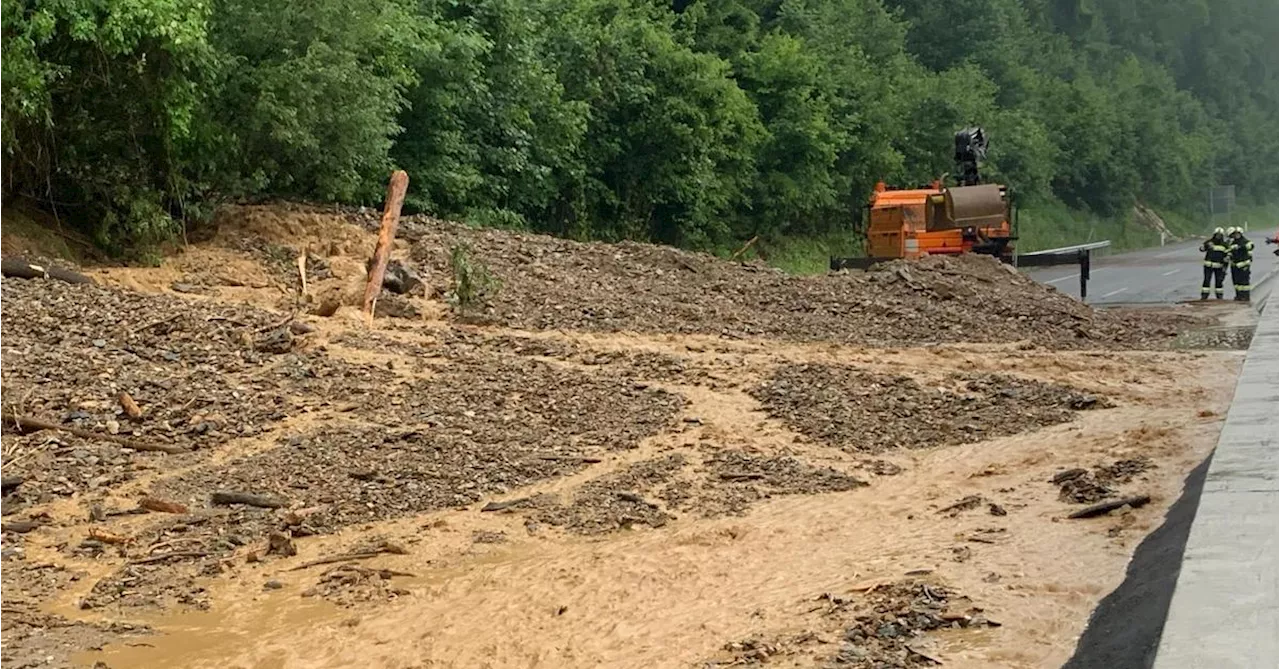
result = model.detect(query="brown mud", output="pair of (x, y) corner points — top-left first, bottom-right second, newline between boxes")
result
(0, 204), (1243, 669)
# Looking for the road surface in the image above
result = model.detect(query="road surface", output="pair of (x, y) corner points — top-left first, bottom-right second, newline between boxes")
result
(1023, 236), (1278, 305)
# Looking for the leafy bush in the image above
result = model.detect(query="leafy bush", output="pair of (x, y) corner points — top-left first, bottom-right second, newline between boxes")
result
(446, 243), (500, 315)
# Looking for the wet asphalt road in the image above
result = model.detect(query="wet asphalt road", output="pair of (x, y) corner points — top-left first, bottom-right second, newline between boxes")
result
(1023, 235), (1279, 305)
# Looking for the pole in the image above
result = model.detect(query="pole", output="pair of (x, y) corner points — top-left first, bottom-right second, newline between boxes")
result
(362, 170), (410, 324)
(1079, 249), (1091, 301)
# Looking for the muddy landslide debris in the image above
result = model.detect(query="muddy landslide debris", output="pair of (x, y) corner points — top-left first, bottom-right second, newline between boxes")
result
(709, 580), (996, 668)
(752, 366), (1108, 453)
(344, 207), (1198, 348)
(1053, 457), (1155, 504)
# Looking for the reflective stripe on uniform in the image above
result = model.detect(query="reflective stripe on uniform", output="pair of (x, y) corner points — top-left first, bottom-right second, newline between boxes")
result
(1234, 260), (1252, 268)
(1235, 285), (1253, 290)
(1203, 261), (1224, 267)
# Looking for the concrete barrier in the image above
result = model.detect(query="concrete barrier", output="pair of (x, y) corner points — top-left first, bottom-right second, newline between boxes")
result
(1153, 292), (1279, 668)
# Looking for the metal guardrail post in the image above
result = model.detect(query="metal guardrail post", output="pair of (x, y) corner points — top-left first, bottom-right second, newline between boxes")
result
(1015, 240), (1111, 302)
(1079, 249), (1091, 300)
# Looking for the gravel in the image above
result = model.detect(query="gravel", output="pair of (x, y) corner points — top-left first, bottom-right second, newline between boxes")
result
(389, 216), (1200, 349)
(751, 366), (1108, 453)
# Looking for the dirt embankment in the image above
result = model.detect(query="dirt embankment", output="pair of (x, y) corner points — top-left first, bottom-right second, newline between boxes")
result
(0, 204), (1239, 669)
(387, 211), (1195, 349)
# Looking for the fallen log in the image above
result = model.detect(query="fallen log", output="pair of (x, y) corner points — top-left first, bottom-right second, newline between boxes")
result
(88, 528), (130, 545)
(1067, 495), (1152, 519)
(719, 472), (765, 482)
(2, 476), (25, 495)
(1, 257), (93, 284)
(2, 414), (187, 454)
(480, 497), (531, 512)
(535, 455), (603, 464)
(210, 491), (285, 509)
(139, 497), (189, 514)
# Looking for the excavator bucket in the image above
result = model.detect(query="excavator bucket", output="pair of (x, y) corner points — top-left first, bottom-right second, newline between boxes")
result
(944, 184), (1006, 229)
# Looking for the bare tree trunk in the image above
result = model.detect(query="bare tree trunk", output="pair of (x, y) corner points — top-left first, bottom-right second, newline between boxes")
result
(362, 171), (410, 324)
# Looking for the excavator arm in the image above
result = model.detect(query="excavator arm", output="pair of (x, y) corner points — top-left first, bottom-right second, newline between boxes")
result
(954, 127), (988, 187)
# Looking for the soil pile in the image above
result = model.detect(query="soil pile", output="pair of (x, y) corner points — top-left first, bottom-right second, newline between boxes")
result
(376, 212), (1194, 348)
(751, 365), (1107, 453)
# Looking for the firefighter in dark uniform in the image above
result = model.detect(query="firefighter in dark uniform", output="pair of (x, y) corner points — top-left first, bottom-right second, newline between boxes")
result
(1200, 227), (1229, 300)
(1227, 227), (1254, 301)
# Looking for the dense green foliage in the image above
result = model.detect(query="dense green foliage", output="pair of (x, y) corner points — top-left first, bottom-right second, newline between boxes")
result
(3, 0), (1276, 255)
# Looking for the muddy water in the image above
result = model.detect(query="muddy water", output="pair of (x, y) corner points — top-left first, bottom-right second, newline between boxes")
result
(80, 393), (1233, 669)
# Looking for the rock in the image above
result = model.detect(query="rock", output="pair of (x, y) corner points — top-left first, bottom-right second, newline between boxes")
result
(263, 580), (283, 590)
(3, 520), (42, 534)
(105, 420), (120, 435)
(254, 327), (294, 354)
(266, 532), (297, 557)
(379, 260), (424, 295)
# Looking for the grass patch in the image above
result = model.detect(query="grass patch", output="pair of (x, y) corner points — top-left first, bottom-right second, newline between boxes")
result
(1015, 200), (1162, 253)
(715, 231), (861, 276)
(0, 205), (95, 264)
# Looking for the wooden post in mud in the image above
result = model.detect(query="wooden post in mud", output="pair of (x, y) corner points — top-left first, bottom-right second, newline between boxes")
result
(362, 170), (410, 324)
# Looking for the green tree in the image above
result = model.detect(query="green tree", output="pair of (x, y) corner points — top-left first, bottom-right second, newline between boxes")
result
(540, 0), (764, 247)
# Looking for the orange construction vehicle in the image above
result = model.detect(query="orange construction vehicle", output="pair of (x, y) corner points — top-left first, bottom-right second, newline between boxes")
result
(832, 127), (1017, 269)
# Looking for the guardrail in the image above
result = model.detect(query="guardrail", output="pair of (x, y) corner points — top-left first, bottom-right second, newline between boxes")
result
(1015, 240), (1112, 299)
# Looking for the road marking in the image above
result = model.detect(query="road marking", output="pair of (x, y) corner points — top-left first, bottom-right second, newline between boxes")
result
(1162, 269), (1180, 276)
(1100, 287), (1129, 298)
(1156, 248), (1190, 258)
(1042, 267), (1110, 285)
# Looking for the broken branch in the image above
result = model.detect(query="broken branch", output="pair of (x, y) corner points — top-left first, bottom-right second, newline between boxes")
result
(729, 235), (759, 262)
(286, 546), (403, 572)
(2, 414), (187, 454)
(118, 392), (142, 420)
(535, 455), (603, 464)
(936, 494), (984, 515)
(129, 551), (208, 565)
(138, 497), (189, 514)
(210, 491), (286, 509)
(1067, 495), (1152, 519)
